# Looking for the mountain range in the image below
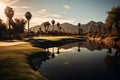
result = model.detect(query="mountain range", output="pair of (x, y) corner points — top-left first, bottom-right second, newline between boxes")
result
(30, 21), (105, 34)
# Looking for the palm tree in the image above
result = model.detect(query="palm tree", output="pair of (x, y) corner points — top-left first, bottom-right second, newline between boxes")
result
(78, 23), (81, 34)
(59, 26), (62, 33)
(4, 6), (14, 38)
(39, 27), (42, 35)
(98, 25), (101, 33)
(78, 23), (81, 26)
(43, 22), (47, 32)
(57, 22), (60, 32)
(25, 11), (32, 37)
(51, 20), (55, 32)
(46, 21), (50, 33)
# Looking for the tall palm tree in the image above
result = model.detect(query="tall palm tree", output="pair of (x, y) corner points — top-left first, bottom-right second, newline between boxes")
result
(51, 20), (55, 32)
(57, 22), (60, 32)
(59, 26), (62, 33)
(25, 11), (32, 37)
(4, 6), (14, 38)
(78, 23), (81, 34)
(46, 21), (50, 33)
(43, 22), (47, 32)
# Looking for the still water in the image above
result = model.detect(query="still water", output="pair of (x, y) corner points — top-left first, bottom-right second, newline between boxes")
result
(31, 41), (120, 80)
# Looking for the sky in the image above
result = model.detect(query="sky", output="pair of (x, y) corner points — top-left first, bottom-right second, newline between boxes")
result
(0, 0), (120, 27)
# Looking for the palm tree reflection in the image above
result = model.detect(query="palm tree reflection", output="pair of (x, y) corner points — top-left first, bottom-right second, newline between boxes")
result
(106, 47), (112, 56)
(50, 47), (55, 58)
(51, 52), (55, 58)
(57, 47), (61, 54)
(46, 48), (49, 52)
(114, 47), (120, 57)
(78, 42), (82, 52)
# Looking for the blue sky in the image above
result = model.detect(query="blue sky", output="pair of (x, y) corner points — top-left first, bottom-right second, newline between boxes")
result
(0, 0), (120, 27)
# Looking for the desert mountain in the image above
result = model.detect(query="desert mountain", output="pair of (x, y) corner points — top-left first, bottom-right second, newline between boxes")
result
(30, 21), (105, 33)
(81, 21), (105, 33)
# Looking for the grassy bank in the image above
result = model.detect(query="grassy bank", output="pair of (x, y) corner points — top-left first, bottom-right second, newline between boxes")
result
(0, 42), (47, 80)
(88, 36), (120, 47)
(27, 36), (85, 48)
(0, 36), (85, 80)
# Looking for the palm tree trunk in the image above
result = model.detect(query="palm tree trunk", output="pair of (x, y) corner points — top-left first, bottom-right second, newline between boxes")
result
(47, 26), (49, 33)
(8, 18), (11, 39)
(28, 20), (30, 37)
(53, 24), (54, 32)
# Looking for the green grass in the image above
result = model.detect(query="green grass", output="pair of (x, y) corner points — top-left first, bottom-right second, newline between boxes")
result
(32, 36), (75, 41)
(0, 36), (86, 80)
(24, 35), (84, 41)
(27, 36), (85, 48)
(0, 42), (47, 80)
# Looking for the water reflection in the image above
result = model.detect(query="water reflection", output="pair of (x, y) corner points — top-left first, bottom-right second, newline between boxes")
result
(114, 47), (120, 57)
(104, 46), (120, 73)
(106, 47), (112, 56)
(78, 42), (82, 52)
(31, 54), (50, 71)
(57, 47), (61, 54)
(30, 41), (120, 80)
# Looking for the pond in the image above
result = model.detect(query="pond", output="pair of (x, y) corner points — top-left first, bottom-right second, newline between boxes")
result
(31, 41), (120, 80)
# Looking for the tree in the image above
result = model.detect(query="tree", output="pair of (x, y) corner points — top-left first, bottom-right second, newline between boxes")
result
(78, 23), (81, 34)
(57, 22), (60, 32)
(98, 25), (101, 33)
(78, 23), (82, 35)
(46, 21), (50, 33)
(51, 20), (55, 32)
(25, 11), (32, 37)
(0, 19), (7, 39)
(88, 26), (92, 33)
(59, 26), (62, 33)
(106, 6), (120, 34)
(4, 6), (14, 39)
(78, 23), (81, 27)
(11, 18), (26, 34)
(39, 27), (42, 35)
(43, 22), (47, 32)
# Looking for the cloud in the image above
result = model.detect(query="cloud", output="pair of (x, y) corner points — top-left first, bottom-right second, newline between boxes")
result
(30, 17), (76, 27)
(1, 0), (18, 5)
(10, 5), (30, 15)
(64, 5), (71, 10)
(51, 14), (62, 18)
(37, 9), (47, 14)
(37, 9), (62, 19)
(29, 8), (76, 26)
(12, 6), (29, 9)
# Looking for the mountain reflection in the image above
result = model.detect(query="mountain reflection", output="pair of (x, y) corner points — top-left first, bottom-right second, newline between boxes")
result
(56, 41), (107, 51)
(30, 41), (120, 74)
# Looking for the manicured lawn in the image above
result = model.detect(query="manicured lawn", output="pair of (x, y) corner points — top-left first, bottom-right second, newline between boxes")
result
(27, 36), (85, 48)
(0, 36), (85, 80)
(32, 36), (75, 41)
(0, 42), (47, 80)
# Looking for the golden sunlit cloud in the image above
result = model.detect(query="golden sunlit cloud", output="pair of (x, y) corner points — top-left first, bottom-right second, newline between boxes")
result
(0, 1), (6, 13)
(1, 0), (18, 5)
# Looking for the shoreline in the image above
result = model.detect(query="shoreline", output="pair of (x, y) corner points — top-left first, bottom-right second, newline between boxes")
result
(88, 37), (120, 47)
(0, 36), (85, 80)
